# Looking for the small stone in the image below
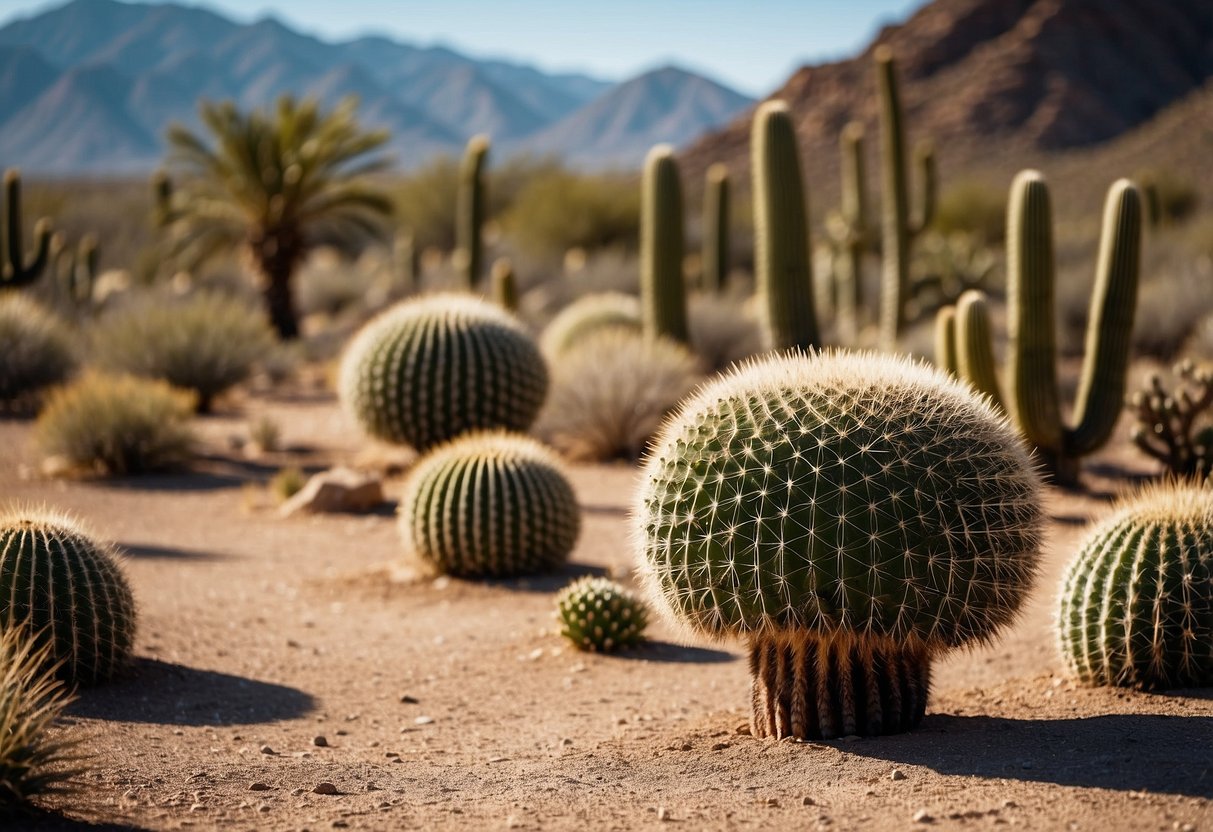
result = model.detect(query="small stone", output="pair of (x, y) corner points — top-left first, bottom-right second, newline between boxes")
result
(735, 723), (751, 735)
(710, 742), (729, 751)
(912, 809), (934, 824)
(332, 822), (349, 829)
(258, 804), (271, 813)
(279, 467), (384, 516)
(290, 788), (305, 796)
(415, 716), (434, 725)
(679, 743), (693, 751)
(313, 782), (339, 795)
(657, 807), (670, 821)
(891, 769), (907, 781)
(1002, 800), (1018, 809)
(248, 782), (271, 792)
(802, 796), (816, 806)
(259, 745), (275, 755)
(400, 695), (419, 704)
(560, 738), (573, 746)
(313, 736), (328, 747)
(766, 798), (780, 807)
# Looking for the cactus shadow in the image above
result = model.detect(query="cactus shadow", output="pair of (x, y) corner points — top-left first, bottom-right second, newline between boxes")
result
(13, 808), (152, 831)
(481, 563), (612, 594)
(633, 640), (737, 664)
(116, 541), (231, 561)
(842, 711), (1213, 797)
(67, 658), (315, 726)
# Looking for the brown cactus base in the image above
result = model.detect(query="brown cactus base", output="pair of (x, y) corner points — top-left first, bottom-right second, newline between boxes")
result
(748, 632), (931, 740)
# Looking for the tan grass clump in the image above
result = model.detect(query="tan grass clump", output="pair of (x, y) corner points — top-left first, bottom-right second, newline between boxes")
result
(0, 294), (75, 411)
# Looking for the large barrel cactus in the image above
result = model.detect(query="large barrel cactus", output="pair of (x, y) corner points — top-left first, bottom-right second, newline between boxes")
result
(1058, 483), (1213, 689)
(340, 294), (548, 450)
(400, 432), (581, 578)
(634, 351), (1043, 740)
(539, 292), (642, 359)
(0, 508), (137, 685)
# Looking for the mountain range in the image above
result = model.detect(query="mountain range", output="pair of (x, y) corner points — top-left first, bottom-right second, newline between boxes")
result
(0, 0), (755, 174)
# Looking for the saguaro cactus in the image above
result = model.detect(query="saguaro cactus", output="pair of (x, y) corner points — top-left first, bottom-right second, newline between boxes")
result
(640, 145), (688, 343)
(830, 122), (870, 343)
(954, 289), (1003, 409)
(635, 350), (1043, 739)
(875, 47), (936, 351)
(1, 169), (52, 289)
(491, 257), (517, 312)
(701, 164), (730, 293)
(751, 100), (818, 350)
(934, 304), (957, 375)
(456, 134), (489, 289)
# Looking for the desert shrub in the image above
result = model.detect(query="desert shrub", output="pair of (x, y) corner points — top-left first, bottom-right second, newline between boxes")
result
(91, 292), (275, 412)
(248, 415), (281, 453)
(931, 180), (1006, 243)
(296, 249), (379, 319)
(0, 627), (79, 813)
(269, 466), (306, 502)
(910, 231), (999, 314)
(0, 294), (76, 411)
(505, 169), (639, 258)
(535, 328), (701, 461)
(687, 294), (764, 372)
(35, 373), (195, 475)
(1136, 168), (1200, 226)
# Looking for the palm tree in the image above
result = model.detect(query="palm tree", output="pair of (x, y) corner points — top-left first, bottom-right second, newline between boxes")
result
(160, 96), (392, 338)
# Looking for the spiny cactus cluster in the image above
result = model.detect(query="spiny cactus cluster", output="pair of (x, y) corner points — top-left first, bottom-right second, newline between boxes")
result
(539, 292), (641, 359)
(555, 576), (649, 653)
(2, 170), (52, 289)
(399, 432), (580, 578)
(640, 145), (688, 344)
(0, 508), (137, 685)
(456, 135), (489, 289)
(634, 350), (1043, 739)
(1129, 360), (1213, 477)
(1058, 483), (1213, 689)
(340, 293), (548, 451)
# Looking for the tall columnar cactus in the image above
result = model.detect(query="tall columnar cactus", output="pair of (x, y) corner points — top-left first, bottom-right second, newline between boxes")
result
(640, 145), (688, 343)
(875, 47), (936, 351)
(491, 257), (517, 313)
(751, 101), (818, 350)
(456, 135), (489, 289)
(701, 164), (730, 293)
(934, 304), (957, 375)
(1006, 172), (1141, 483)
(556, 576), (649, 653)
(400, 431), (581, 578)
(634, 351), (1043, 740)
(539, 292), (642, 359)
(339, 294), (548, 451)
(0, 508), (137, 685)
(1, 170), (52, 289)
(51, 232), (98, 309)
(831, 122), (870, 344)
(954, 289), (1003, 409)
(1058, 483), (1213, 689)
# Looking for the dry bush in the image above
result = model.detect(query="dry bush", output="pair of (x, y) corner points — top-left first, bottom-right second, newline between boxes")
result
(505, 169), (639, 258)
(296, 249), (380, 319)
(688, 293), (764, 372)
(35, 373), (195, 475)
(269, 466), (306, 502)
(91, 292), (275, 412)
(0, 294), (76, 411)
(535, 329), (701, 461)
(931, 180), (1007, 243)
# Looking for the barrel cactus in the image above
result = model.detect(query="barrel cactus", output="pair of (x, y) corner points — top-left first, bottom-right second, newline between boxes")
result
(1058, 483), (1213, 689)
(339, 294), (548, 450)
(399, 432), (580, 578)
(0, 508), (137, 685)
(634, 351), (1043, 739)
(556, 576), (649, 653)
(539, 292), (641, 359)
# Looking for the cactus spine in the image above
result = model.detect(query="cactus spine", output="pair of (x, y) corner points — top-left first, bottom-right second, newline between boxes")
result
(640, 145), (688, 343)
(1, 170), (51, 289)
(556, 576), (649, 653)
(751, 101), (818, 350)
(1058, 483), (1213, 689)
(456, 135), (489, 289)
(832, 122), (870, 344)
(0, 509), (137, 685)
(875, 48), (936, 351)
(491, 257), (517, 312)
(1006, 172), (1141, 483)
(701, 164), (730, 293)
(635, 350), (1043, 739)
(400, 432), (580, 578)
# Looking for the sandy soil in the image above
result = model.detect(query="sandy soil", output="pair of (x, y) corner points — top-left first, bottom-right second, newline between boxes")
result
(2, 389), (1210, 832)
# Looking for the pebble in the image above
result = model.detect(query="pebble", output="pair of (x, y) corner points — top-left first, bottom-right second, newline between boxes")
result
(802, 796), (816, 806)
(313, 783), (339, 795)
(313, 736), (328, 748)
(400, 695), (419, 704)
(679, 743), (693, 752)
(248, 782), (271, 792)
(259, 745), (275, 755)
(258, 804), (271, 813)
(415, 716), (434, 725)
(891, 769), (907, 781)
(912, 809), (934, 824)
(710, 742), (730, 751)
(332, 821), (349, 829)
(657, 807), (670, 821)
(735, 723), (751, 735)
(766, 798), (780, 807)
(291, 788), (305, 796)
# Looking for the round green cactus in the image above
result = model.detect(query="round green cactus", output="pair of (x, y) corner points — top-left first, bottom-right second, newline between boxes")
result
(400, 432), (581, 578)
(0, 508), (137, 685)
(540, 292), (642, 359)
(340, 294), (548, 450)
(1058, 483), (1213, 689)
(634, 351), (1043, 739)
(556, 576), (649, 653)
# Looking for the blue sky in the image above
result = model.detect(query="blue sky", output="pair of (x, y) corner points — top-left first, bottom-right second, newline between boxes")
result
(0, 0), (923, 94)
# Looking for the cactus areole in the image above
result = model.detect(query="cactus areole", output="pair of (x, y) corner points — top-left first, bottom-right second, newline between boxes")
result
(634, 351), (1043, 739)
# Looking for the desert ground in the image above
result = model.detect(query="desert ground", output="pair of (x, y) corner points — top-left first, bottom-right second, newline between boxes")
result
(1, 385), (1208, 832)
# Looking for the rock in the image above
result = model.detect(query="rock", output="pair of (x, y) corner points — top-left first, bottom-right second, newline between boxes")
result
(891, 769), (907, 781)
(313, 782), (339, 795)
(313, 736), (328, 747)
(802, 796), (816, 806)
(400, 694), (420, 704)
(415, 716), (434, 725)
(279, 467), (384, 516)
(259, 745), (275, 755)
(913, 809), (934, 824)
(248, 782), (271, 791)
(710, 742), (729, 751)
(291, 788), (305, 796)
(657, 807), (670, 821)
(766, 798), (780, 807)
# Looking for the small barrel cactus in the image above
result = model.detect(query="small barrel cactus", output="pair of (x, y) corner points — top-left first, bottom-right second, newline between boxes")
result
(399, 432), (581, 578)
(1058, 483), (1213, 689)
(0, 508), (137, 685)
(555, 576), (649, 653)
(340, 294), (548, 451)
(539, 292), (641, 359)
(634, 351), (1043, 740)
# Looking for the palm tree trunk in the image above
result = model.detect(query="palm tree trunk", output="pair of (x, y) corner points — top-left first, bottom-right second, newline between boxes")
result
(251, 231), (302, 340)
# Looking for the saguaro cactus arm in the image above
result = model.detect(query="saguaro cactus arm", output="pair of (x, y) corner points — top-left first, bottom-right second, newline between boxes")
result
(955, 289), (1004, 409)
(2, 169), (52, 287)
(934, 304), (958, 375)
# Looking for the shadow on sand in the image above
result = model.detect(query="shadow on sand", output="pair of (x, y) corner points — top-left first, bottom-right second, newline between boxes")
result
(840, 710), (1213, 797)
(116, 541), (231, 561)
(481, 563), (612, 593)
(68, 658), (315, 726)
(631, 640), (737, 664)
(13, 808), (151, 831)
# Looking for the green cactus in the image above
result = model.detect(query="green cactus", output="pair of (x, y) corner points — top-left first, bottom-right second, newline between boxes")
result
(1, 170), (52, 289)
(640, 145), (688, 344)
(701, 164), (730, 293)
(954, 289), (1004, 409)
(934, 304), (957, 375)
(400, 431), (581, 578)
(634, 350), (1043, 739)
(51, 233), (98, 310)
(491, 258), (517, 313)
(556, 576), (649, 653)
(830, 122), (870, 344)
(751, 100), (818, 350)
(0, 508), (137, 685)
(339, 293), (548, 451)
(539, 292), (642, 359)
(875, 47), (937, 351)
(1005, 172), (1141, 483)
(1058, 483), (1213, 689)
(456, 135), (489, 289)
